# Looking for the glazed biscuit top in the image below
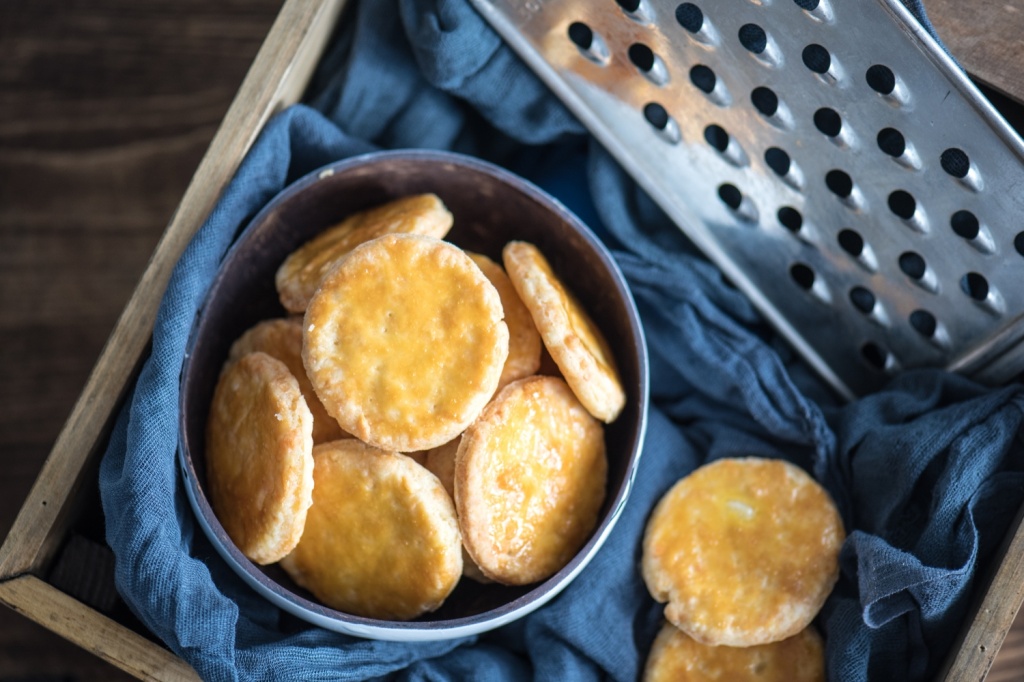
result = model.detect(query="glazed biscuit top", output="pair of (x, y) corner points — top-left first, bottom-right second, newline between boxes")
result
(279, 440), (462, 620)
(205, 351), (314, 566)
(275, 193), (453, 313)
(303, 233), (508, 452)
(503, 241), (625, 423)
(456, 375), (607, 585)
(642, 458), (844, 646)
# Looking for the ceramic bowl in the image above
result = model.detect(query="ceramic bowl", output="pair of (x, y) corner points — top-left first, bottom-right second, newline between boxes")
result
(178, 149), (648, 641)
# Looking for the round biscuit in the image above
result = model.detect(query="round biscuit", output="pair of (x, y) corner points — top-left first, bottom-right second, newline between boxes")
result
(205, 352), (314, 565)
(467, 252), (541, 390)
(279, 439), (463, 620)
(455, 375), (607, 585)
(226, 317), (347, 443)
(303, 233), (508, 452)
(423, 436), (493, 584)
(502, 241), (625, 423)
(275, 193), (453, 313)
(642, 458), (844, 647)
(643, 622), (825, 682)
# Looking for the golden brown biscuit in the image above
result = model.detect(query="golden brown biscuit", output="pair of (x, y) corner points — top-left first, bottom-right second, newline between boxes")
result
(226, 317), (347, 444)
(422, 436), (493, 584)
(643, 622), (825, 682)
(279, 439), (462, 620)
(503, 241), (625, 423)
(456, 375), (607, 585)
(304, 233), (508, 452)
(468, 252), (541, 390)
(275, 193), (453, 313)
(423, 437), (460, 499)
(642, 458), (844, 647)
(205, 352), (314, 565)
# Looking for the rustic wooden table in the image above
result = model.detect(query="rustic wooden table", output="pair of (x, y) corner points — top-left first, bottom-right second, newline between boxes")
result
(1, 0), (1023, 679)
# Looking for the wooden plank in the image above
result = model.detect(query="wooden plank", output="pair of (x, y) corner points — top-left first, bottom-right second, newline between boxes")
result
(927, 0), (1024, 105)
(939, 504), (1024, 681)
(0, 574), (198, 681)
(0, 0), (347, 579)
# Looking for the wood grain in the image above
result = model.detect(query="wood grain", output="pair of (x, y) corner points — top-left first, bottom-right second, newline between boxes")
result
(0, 0), (283, 677)
(2, 0), (1024, 680)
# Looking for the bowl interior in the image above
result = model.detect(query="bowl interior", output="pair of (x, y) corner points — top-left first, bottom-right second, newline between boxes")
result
(179, 150), (648, 634)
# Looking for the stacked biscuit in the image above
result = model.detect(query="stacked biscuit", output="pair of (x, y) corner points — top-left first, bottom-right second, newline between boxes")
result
(204, 193), (626, 620)
(640, 458), (845, 680)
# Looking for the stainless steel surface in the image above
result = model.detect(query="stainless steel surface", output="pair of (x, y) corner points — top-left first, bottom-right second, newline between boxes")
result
(471, 0), (1024, 398)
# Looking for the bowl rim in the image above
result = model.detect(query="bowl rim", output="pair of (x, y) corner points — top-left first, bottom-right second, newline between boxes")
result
(177, 148), (650, 641)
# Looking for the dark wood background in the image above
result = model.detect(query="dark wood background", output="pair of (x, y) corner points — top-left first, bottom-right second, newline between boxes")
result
(2, 0), (1024, 679)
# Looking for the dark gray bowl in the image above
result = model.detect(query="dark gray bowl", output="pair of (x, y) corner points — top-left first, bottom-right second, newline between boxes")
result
(178, 149), (648, 641)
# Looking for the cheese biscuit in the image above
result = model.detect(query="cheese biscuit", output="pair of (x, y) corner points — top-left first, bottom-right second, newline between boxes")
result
(642, 458), (844, 647)
(304, 233), (508, 452)
(279, 439), (462, 620)
(205, 352), (314, 565)
(226, 317), (346, 444)
(276, 193), (453, 313)
(467, 252), (541, 390)
(456, 376), (607, 585)
(503, 241), (625, 423)
(643, 622), (825, 682)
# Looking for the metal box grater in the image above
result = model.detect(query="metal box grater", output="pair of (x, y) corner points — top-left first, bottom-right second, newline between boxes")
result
(469, 0), (1024, 399)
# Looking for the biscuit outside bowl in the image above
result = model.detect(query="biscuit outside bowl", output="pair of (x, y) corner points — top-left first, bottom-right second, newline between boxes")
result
(177, 150), (649, 642)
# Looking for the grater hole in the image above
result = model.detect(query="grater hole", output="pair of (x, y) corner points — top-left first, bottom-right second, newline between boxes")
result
(951, 210), (979, 240)
(738, 23), (768, 54)
(825, 169), (853, 198)
(790, 263), (815, 290)
(718, 183), (742, 210)
(751, 86), (779, 117)
(888, 190), (916, 219)
(642, 103), (680, 143)
(568, 22), (610, 64)
(794, 0), (819, 8)
(838, 228), (863, 256)
(615, 0), (642, 12)
(909, 310), (938, 338)
(1015, 232), (1024, 257)
(941, 148), (970, 179)
(961, 272), (989, 301)
(898, 251), (927, 280)
(861, 342), (889, 370)
(568, 22), (594, 50)
(866, 64), (896, 95)
(813, 107), (842, 137)
(704, 124), (728, 152)
(629, 43), (655, 72)
(849, 286), (876, 314)
(877, 128), (906, 157)
(676, 2), (704, 32)
(765, 147), (790, 176)
(690, 65), (717, 94)
(778, 206), (802, 233)
(802, 44), (831, 74)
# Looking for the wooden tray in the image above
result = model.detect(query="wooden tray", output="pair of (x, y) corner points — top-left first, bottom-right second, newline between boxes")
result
(1, 0), (1022, 679)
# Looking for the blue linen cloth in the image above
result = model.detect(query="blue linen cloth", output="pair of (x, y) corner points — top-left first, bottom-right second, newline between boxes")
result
(99, 1), (1024, 680)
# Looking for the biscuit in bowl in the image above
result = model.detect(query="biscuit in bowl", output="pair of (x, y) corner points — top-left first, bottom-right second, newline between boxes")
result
(303, 233), (509, 452)
(225, 317), (347, 444)
(275, 192), (453, 313)
(467, 252), (541, 390)
(279, 439), (463, 620)
(456, 375), (607, 585)
(643, 622), (825, 682)
(503, 241), (625, 423)
(205, 351), (314, 565)
(641, 457), (844, 647)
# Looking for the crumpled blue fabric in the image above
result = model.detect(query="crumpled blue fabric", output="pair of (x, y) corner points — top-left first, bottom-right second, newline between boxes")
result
(99, 1), (1024, 680)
